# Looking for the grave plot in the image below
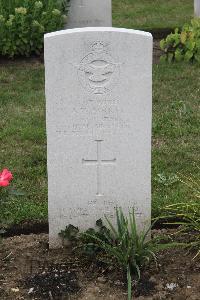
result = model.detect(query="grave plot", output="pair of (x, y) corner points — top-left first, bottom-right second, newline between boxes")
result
(1, 232), (200, 300)
(0, 0), (199, 299)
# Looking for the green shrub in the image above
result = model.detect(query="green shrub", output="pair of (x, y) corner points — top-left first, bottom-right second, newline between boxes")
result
(0, 0), (68, 57)
(160, 18), (200, 63)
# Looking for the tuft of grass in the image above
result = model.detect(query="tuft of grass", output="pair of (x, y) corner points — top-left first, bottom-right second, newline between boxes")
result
(113, 0), (193, 30)
(163, 170), (200, 258)
(81, 208), (180, 300)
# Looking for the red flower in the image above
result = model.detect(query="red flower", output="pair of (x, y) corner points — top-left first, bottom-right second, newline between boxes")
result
(0, 169), (13, 187)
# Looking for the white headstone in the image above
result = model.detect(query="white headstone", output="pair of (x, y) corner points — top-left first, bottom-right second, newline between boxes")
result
(194, 0), (200, 16)
(65, 0), (112, 29)
(45, 28), (152, 248)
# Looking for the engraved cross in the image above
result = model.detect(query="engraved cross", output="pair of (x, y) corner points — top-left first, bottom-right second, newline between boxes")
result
(82, 140), (116, 196)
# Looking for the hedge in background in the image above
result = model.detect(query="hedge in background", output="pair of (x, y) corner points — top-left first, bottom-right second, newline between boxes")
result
(0, 0), (67, 57)
(160, 18), (200, 64)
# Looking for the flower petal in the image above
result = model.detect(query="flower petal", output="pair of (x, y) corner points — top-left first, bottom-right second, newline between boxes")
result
(0, 180), (10, 187)
(0, 169), (13, 181)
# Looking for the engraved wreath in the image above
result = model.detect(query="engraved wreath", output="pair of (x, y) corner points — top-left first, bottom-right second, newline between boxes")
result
(78, 41), (120, 94)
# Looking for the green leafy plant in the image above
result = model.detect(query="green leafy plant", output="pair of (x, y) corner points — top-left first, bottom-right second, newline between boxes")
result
(81, 208), (176, 300)
(160, 18), (200, 63)
(59, 219), (111, 256)
(81, 219), (114, 256)
(57, 0), (70, 14)
(60, 208), (182, 300)
(155, 173), (178, 186)
(59, 224), (79, 242)
(0, 0), (68, 57)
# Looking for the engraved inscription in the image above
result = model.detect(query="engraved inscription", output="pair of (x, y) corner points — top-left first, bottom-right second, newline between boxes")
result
(55, 95), (130, 136)
(78, 42), (120, 94)
(82, 140), (116, 196)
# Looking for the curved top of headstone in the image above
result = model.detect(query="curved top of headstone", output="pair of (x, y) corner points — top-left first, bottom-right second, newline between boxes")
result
(44, 27), (152, 40)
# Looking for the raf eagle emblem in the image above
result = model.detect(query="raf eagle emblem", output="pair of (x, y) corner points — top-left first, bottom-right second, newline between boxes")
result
(77, 41), (120, 94)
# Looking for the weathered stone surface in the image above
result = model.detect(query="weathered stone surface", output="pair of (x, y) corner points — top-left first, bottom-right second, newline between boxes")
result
(44, 28), (152, 248)
(65, 0), (112, 29)
(194, 0), (200, 17)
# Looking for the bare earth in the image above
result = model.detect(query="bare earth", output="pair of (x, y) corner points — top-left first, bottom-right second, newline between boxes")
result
(0, 231), (200, 300)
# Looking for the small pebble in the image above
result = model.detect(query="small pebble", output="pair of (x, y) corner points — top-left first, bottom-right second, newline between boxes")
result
(97, 276), (107, 284)
(149, 276), (157, 283)
(28, 287), (34, 294)
(11, 288), (19, 292)
(166, 282), (177, 290)
(114, 280), (123, 286)
(93, 286), (101, 293)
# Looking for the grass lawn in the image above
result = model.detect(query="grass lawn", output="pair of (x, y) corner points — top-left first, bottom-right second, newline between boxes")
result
(0, 62), (47, 225)
(0, 61), (199, 225)
(113, 0), (194, 30)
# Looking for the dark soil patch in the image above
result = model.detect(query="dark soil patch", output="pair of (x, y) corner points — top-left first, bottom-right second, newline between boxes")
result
(1, 220), (49, 238)
(149, 28), (176, 40)
(0, 53), (44, 65)
(0, 231), (200, 300)
(1, 215), (179, 239)
(153, 40), (163, 64)
(24, 263), (80, 299)
(133, 278), (156, 297)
